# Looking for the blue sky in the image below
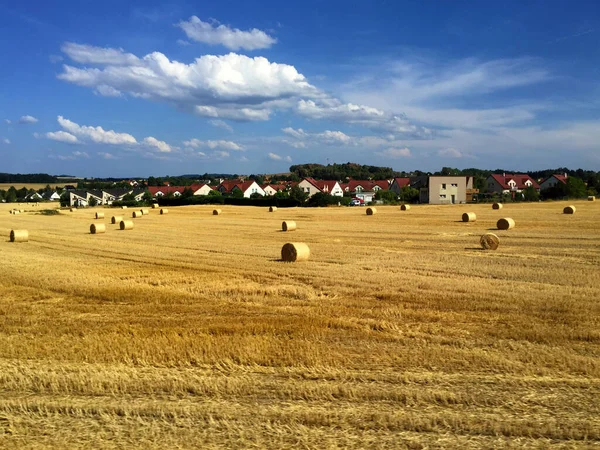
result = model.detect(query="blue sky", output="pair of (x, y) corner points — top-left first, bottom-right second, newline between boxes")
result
(1, 0), (598, 177)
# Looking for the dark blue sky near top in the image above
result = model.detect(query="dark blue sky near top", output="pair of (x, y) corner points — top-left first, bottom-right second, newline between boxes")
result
(0, 0), (598, 176)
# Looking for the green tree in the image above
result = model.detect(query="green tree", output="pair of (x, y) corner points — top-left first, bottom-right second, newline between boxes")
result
(565, 176), (587, 198)
(399, 186), (419, 203)
(208, 189), (222, 197)
(374, 189), (397, 203)
(6, 187), (17, 203)
(232, 189), (244, 198)
(88, 196), (98, 207)
(288, 185), (308, 203)
(522, 186), (540, 202)
(142, 190), (154, 204)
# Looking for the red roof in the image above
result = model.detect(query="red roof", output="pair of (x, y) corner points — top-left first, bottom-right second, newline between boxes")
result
(147, 186), (185, 196)
(490, 174), (540, 189)
(345, 180), (390, 192)
(392, 177), (410, 188)
(218, 180), (258, 193)
(550, 174), (567, 184)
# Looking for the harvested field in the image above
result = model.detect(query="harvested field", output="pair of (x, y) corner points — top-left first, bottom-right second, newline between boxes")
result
(0, 200), (599, 448)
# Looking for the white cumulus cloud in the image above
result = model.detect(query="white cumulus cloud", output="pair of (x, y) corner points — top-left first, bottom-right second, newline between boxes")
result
(177, 16), (277, 50)
(209, 119), (233, 132)
(437, 148), (464, 158)
(46, 131), (79, 144)
(143, 136), (172, 152)
(19, 115), (39, 124)
(2, 138), (10, 144)
(98, 152), (118, 159)
(4, 119), (11, 124)
(57, 116), (137, 145)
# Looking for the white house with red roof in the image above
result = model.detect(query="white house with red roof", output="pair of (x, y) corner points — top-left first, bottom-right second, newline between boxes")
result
(539, 174), (568, 191)
(339, 179), (390, 203)
(217, 180), (265, 198)
(262, 183), (288, 196)
(485, 174), (540, 194)
(297, 178), (343, 198)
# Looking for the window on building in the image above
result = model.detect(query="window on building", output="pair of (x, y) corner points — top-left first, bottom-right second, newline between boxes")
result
(451, 183), (458, 187)
(440, 194), (446, 198)
(441, 184), (446, 189)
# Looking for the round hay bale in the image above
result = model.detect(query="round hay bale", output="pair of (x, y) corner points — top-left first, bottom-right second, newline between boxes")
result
(132, 211), (142, 218)
(90, 223), (106, 234)
(492, 203), (503, 210)
(282, 220), (296, 231)
(95, 212), (104, 219)
(281, 242), (310, 262)
(19, 209), (24, 213)
(141, 208), (149, 215)
(213, 209), (222, 215)
(588, 196), (595, 201)
(10, 229), (28, 242)
(160, 208), (168, 215)
(563, 205), (576, 214)
(111, 215), (123, 224)
(480, 233), (500, 250)
(497, 217), (515, 230)
(400, 204), (411, 211)
(69, 208), (75, 212)
(152, 204), (159, 209)
(120, 220), (134, 230)
(269, 206), (277, 212)
(11, 210), (19, 215)
(121, 206), (128, 209)
(366, 207), (377, 215)
(462, 212), (476, 222)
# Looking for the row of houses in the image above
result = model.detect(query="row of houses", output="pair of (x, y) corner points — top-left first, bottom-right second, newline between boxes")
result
(66, 173), (573, 207)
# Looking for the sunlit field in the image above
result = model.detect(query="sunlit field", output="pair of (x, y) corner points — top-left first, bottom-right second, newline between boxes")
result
(0, 183), (69, 191)
(1, 201), (599, 448)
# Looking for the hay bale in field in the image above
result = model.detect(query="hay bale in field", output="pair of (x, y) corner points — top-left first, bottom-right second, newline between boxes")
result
(281, 242), (310, 262)
(121, 206), (128, 209)
(111, 215), (123, 224)
(141, 208), (149, 215)
(95, 212), (104, 219)
(492, 203), (503, 210)
(400, 204), (411, 211)
(480, 233), (500, 250)
(69, 208), (75, 212)
(497, 217), (515, 230)
(462, 212), (476, 222)
(90, 223), (106, 234)
(160, 208), (168, 215)
(563, 205), (576, 214)
(282, 220), (296, 231)
(10, 229), (28, 242)
(366, 207), (377, 215)
(152, 203), (159, 209)
(19, 209), (24, 213)
(269, 206), (277, 212)
(588, 196), (595, 201)
(132, 211), (142, 218)
(120, 220), (134, 230)
(213, 209), (222, 215)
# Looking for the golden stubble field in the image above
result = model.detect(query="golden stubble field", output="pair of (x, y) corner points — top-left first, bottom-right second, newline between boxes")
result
(1, 201), (599, 448)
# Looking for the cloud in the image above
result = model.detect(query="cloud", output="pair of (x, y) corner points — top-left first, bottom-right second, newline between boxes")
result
(209, 119), (233, 132)
(59, 45), (318, 122)
(268, 152), (292, 162)
(183, 138), (243, 151)
(143, 136), (172, 152)
(4, 119), (11, 124)
(61, 42), (141, 66)
(176, 39), (190, 46)
(213, 150), (230, 158)
(50, 150), (90, 160)
(437, 148), (464, 158)
(295, 100), (431, 137)
(49, 54), (63, 63)
(177, 16), (277, 50)
(2, 138), (10, 144)
(19, 115), (38, 124)
(282, 127), (391, 148)
(56, 116), (137, 144)
(94, 85), (123, 97)
(98, 152), (118, 159)
(376, 147), (412, 158)
(46, 131), (79, 144)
